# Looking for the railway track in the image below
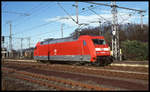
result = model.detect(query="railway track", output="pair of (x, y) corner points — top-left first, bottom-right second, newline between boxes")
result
(3, 59), (148, 67)
(2, 67), (111, 91)
(3, 61), (148, 80)
(3, 60), (148, 72)
(2, 60), (148, 90)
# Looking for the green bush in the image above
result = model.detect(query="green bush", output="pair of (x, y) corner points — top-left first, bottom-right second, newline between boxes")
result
(121, 40), (148, 61)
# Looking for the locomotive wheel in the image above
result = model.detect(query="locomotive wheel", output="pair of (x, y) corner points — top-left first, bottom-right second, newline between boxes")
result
(95, 57), (105, 66)
(48, 60), (52, 64)
(99, 60), (106, 66)
(108, 56), (113, 65)
(95, 56), (113, 66)
(92, 61), (102, 66)
(74, 61), (84, 66)
(84, 62), (92, 66)
(39, 60), (48, 63)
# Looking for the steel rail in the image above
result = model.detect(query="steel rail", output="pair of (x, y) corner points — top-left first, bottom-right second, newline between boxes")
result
(2, 67), (112, 90)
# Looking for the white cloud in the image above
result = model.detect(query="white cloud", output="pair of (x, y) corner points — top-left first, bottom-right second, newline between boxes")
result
(44, 16), (63, 22)
(44, 11), (148, 27)
(44, 14), (112, 27)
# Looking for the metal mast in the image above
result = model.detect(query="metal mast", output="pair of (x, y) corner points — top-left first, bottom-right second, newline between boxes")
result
(73, 1), (79, 37)
(99, 21), (102, 36)
(20, 38), (23, 57)
(61, 24), (64, 38)
(76, 1), (79, 24)
(9, 22), (12, 52)
(6, 21), (13, 52)
(111, 1), (120, 60)
(83, 1), (146, 61)
(139, 11), (144, 29)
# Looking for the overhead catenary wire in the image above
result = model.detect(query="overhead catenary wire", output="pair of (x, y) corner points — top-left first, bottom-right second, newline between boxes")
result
(18, 26), (74, 49)
(57, 2), (78, 25)
(78, 5), (99, 15)
(11, 3), (43, 24)
(87, 7), (112, 24)
(118, 11), (136, 25)
(4, 2), (147, 51)
(57, 2), (104, 26)
(57, 2), (96, 38)
(13, 3), (50, 27)
(13, 16), (71, 36)
(83, 1), (146, 28)
(2, 11), (30, 16)
(25, 25), (74, 38)
(9, 2), (101, 49)
(83, 1), (146, 12)
(82, 1), (146, 60)
(12, 16), (72, 37)
(12, 2), (105, 37)
(12, 20), (57, 36)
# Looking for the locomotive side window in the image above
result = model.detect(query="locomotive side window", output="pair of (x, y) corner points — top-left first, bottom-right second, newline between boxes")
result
(43, 41), (49, 45)
(83, 40), (86, 46)
(40, 42), (43, 45)
(40, 41), (49, 45)
(92, 39), (106, 45)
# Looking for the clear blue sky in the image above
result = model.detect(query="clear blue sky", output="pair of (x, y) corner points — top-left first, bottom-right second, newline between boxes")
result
(1, 1), (149, 50)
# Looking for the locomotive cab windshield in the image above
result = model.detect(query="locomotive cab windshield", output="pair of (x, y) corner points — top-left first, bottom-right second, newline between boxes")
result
(92, 38), (110, 56)
(92, 39), (106, 45)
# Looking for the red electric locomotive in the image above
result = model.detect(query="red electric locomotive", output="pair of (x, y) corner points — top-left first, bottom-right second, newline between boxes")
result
(34, 35), (113, 66)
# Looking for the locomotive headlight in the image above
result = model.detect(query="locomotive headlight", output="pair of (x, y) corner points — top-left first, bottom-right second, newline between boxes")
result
(95, 48), (101, 51)
(104, 47), (110, 51)
(103, 48), (109, 51)
(96, 48), (110, 51)
(95, 48), (104, 51)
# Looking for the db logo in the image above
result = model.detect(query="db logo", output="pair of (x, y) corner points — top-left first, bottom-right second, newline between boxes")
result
(54, 49), (57, 55)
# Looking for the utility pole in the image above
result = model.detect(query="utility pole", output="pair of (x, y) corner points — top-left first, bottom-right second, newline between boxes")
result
(1, 36), (5, 53)
(83, 1), (146, 61)
(99, 21), (102, 36)
(6, 21), (13, 58)
(4, 12), (30, 58)
(20, 38), (23, 57)
(76, 1), (79, 24)
(111, 1), (120, 60)
(139, 11), (144, 29)
(76, 1), (79, 38)
(73, 1), (80, 37)
(9, 23), (12, 52)
(72, 1), (79, 24)
(7, 21), (13, 52)
(61, 24), (64, 38)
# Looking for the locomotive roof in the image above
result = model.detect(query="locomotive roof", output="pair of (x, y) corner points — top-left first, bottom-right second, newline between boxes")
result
(40, 35), (105, 45)
(41, 36), (77, 45)
(43, 36), (77, 41)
